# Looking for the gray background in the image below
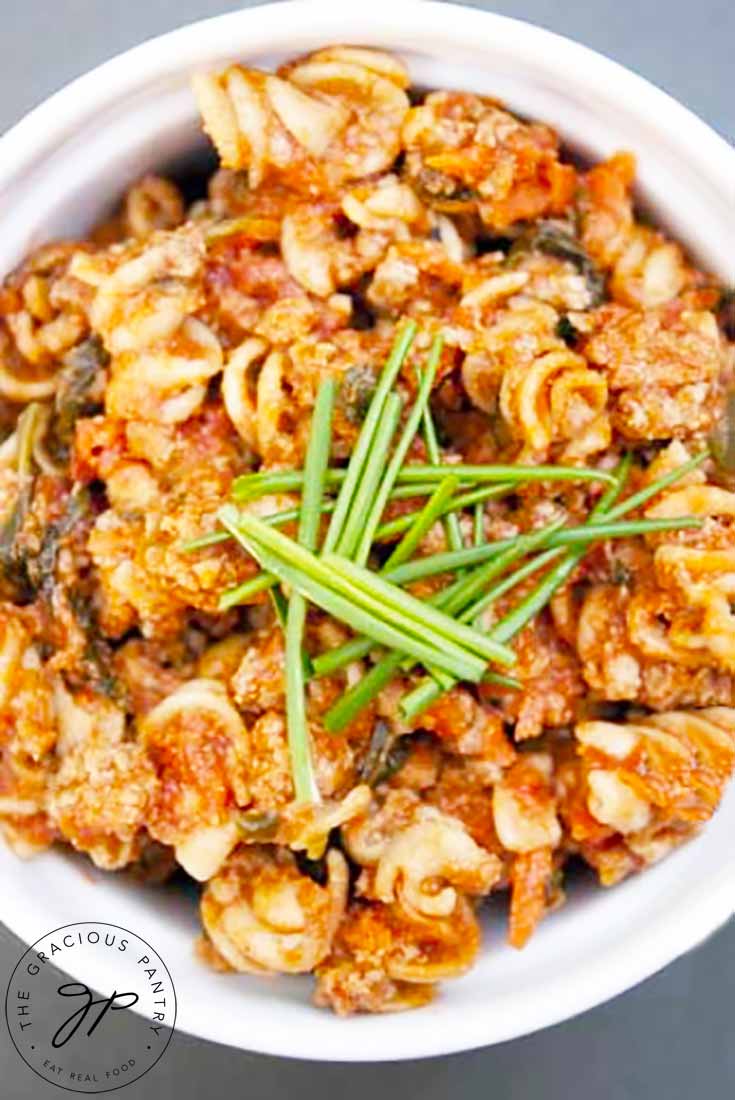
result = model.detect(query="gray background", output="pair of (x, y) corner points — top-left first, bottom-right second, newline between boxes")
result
(0, 1), (733, 1097)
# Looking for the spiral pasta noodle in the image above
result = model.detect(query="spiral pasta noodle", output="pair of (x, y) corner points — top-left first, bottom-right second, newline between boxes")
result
(70, 227), (227, 424)
(626, 484), (735, 672)
(200, 845), (349, 974)
(0, 243), (88, 400)
(499, 346), (610, 460)
(193, 47), (410, 191)
(561, 708), (735, 885)
(140, 679), (250, 880)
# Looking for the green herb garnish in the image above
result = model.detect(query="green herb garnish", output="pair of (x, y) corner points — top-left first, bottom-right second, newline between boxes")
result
(383, 473), (459, 571)
(511, 220), (606, 305)
(0, 403), (44, 597)
(334, 392), (404, 560)
(419, 375), (463, 555)
(381, 513), (700, 586)
(399, 452), (704, 719)
(323, 320), (417, 554)
(321, 518), (563, 732)
(353, 334), (443, 564)
(218, 508), (509, 682)
(212, 316), (706, 768)
(284, 376), (337, 803)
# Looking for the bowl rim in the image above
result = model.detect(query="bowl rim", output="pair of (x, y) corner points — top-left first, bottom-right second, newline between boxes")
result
(0, 0), (734, 1062)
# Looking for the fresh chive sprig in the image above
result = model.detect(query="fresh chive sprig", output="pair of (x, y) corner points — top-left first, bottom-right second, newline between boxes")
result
(419, 369), (464, 555)
(323, 651), (405, 733)
(231, 459), (616, 503)
(211, 510), (699, 599)
(473, 501), (485, 547)
(375, 482), (510, 542)
(398, 451), (710, 720)
(383, 473), (460, 571)
(214, 309), (707, 747)
(219, 571), (278, 610)
(399, 453), (639, 720)
(323, 552), (514, 668)
(186, 480), (509, 555)
(321, 518), (564, 731)
(217, 508), (502, 682)
(334, 392), (404, 559)
(323, 321), (417, 554)
(383, 514), (701, 586)
(308, 511), (698, 680)
(353, 334), (444, 565)
(284, 376), (336, 803)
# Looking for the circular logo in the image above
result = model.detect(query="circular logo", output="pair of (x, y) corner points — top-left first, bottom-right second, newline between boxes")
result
(4, 922), (176, 1093)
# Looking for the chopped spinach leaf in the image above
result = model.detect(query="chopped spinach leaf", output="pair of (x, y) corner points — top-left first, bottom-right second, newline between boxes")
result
(556, 315), (581, 347)
(337, 364), (377, 424)
(53, 335), (108, 449)
(511, 220), (606, 306)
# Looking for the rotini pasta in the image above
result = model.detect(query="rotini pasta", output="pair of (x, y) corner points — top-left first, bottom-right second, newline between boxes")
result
(559, 708), (735, 884)
(373, 809), (501, 919)
(402, 90), (576, 229)
(193, 47), (409, 192)
(139, 679), (250, 879)
(499, 346), (610, 461)
(200, 845), (349, 973)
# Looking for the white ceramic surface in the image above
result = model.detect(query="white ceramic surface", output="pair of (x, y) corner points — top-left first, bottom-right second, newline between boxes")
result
(0, 0), (734, 1062)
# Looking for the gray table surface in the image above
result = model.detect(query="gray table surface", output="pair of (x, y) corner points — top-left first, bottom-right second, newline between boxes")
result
(0, 1), (733, 1097)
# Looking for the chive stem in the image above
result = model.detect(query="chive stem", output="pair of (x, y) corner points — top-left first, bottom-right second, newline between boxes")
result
(231, 460), (616, 503)
(374, 482), (512, 541)
(285, 596), (319, 801)
(312, 635), (378, 676)
(383, 474), (459, 571)
(321, 521), (561, 731)
(335, 392), (404, 559)
(184, 482), (451, 555)
(323, 552), (515, 667)
(323, 651), (405, 734)
(398, 452), (702, 721)
(400, 457), (635, 718)
(603, 451), (707, 522)
(182, 529), (232, 552)
(354, 334), (444, 565)
(285, 377), (336, 803)
(218, 572), (278, 609)
(473, 501), (484, 547)
(269, 585), (290, 629)
(588, 452), (633, 520)
(219, 509), (490, 681)
(219, 513), (698, 616)
(310, 512), (698, 679)
(484, 671), (522, 692)
(298, 377), (337, 551)
(445, 520), (566, 619)
(468, 547), (563, 627)
(323, 321), (417, 553)
(392, 463), (617, 486)
(420, 390), (464, 556)
(383, 514), (701, 585)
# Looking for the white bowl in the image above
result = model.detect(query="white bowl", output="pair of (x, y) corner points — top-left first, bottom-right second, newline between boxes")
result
(1, 0), (733, 1063)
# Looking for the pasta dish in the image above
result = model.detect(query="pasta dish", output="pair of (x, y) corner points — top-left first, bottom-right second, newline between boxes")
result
(1, 45), (733, 1015)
